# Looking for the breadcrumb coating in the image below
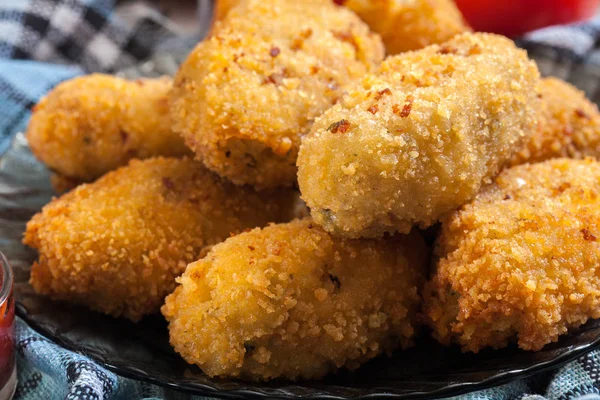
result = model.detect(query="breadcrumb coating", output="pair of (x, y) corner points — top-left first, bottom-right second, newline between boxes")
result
(297, 33), (540, 238)
(23, 157), (298, 321)
(340, 0), (471, 54)
(162, 219), (427, 381)
(26, 74), (190, 189)
(170, 0), (384, 188)
(510, 77), (600, 166)
(212, 0), (470, 54)
(424, 158), (600, 352)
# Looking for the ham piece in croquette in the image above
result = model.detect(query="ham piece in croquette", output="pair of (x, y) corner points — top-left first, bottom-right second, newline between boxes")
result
(162, 219), (428, 381)
(24, 157), (298, 321)
(424, 158), (600, 352)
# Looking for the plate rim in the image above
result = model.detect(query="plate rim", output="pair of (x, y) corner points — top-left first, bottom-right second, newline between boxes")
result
(17, 303), (600, 400)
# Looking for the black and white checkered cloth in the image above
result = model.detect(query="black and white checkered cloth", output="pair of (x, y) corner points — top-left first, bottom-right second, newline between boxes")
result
(0, 0), (213, 152)
(0, 0), (213, 72)
(519, 16), (600, 104)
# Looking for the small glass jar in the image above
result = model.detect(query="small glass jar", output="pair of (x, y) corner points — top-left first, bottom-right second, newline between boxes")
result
(0, 253), (15, 400)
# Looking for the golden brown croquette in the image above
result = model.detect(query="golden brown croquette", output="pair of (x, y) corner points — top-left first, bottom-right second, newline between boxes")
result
(297, 33), (540, 238)
(24, 157), (298, 321)
(170, 0), (384, 188)
(340, 0), (471, 54)
(510, 77), (600, 166)
(212, 0), (471, 54)
(26, 74), (190, 190)
(424, 158), (600, 352)
(162, 219), (428, 380)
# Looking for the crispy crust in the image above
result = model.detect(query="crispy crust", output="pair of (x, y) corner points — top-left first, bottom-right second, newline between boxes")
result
(510, 77), (600, 165)
(342, 0), (471, 54)
(424, 158), (600, 352)
(211, 0), (470, 54)
(24, 157), (298, 321)
(162, 219), (428, 380)
(26, 74), (190, 186)
(297, 33), (540, 238)
(171, 0), (384, 188)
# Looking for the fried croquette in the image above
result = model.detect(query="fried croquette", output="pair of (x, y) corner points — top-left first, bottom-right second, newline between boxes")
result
(510, 77), (600, 166)
(170, 0), (384, 188)
(340, 0), (471, 54)
(162, 219), (428, 381)
(297, 33), (540, 238)
(23, 157), (298, 321)
(424, 158), (600, 352)
(26, 74), (190, 190)
(212, 0), (470, 54)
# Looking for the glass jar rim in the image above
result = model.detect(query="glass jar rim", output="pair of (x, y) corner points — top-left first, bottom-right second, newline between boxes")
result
(0, 252), (13, 305)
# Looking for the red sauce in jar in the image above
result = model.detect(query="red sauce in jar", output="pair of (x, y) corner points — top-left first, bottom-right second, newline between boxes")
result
(0, 255), (15, 399)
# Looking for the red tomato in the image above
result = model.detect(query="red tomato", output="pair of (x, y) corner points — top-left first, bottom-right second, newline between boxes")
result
(455, 0), (600, 37)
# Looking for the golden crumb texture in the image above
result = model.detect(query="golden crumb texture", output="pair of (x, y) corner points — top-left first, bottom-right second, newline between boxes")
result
(162, 219), (428, 380)
(23, 157), (298, 321)
(170, 0), (384, 188)
(212, 0), (470, 54)
(424, 158), (600, 352)
(298, 33), (540, 238)
(511, 77), (600, 166)
(342, 0), (471, 54)
(26, 74), (190, 186)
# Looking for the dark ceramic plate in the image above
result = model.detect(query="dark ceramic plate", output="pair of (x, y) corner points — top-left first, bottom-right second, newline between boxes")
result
(4, 136), (600, 400)
(3, 54), (600, 399)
